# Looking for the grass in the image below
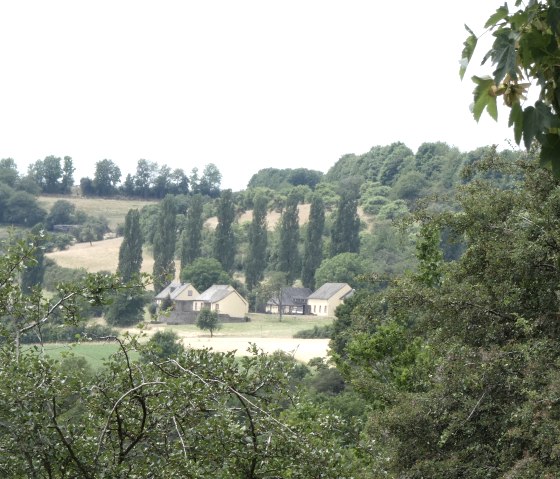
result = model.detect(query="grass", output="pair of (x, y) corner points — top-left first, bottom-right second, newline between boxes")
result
(37, 195), (157, 230)
(158, 313), (334, 339)
(34, 342), (140, 370)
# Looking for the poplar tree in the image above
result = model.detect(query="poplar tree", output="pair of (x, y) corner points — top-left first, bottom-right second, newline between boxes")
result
(330, 189), (360, 257)
(213, 189), (236, 273)
(277, 190), (300, 284)
(301, 194), (325, 289)
(245, 192), (268, 291)
(180, 194), (204, 271)
(118, 209), (143, 282)
(153, 196), (176, 293)
(106, 209), (145, 326)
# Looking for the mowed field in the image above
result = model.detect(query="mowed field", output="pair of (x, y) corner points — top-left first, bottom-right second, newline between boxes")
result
(46, 237), (157, 274)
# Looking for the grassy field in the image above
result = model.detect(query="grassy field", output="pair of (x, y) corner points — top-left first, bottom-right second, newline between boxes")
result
(37, 195), (157, 230)
(30, 342), (139, 370)
(149, 313), (333, 339)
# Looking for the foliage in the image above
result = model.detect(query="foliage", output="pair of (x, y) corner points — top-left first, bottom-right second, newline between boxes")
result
(462, 0), (560, 175)
(248, 167), (323, 190)
(180, 194), (204, 271)
(92, 159), (121, 196)
(152, 195), (176, 293)
(245, 191), (268, 291)
(315, 252), (366, 287)
(4, 190), (47, 226)
(213, 189), (236, 273)
(276, 189), (300, 283)
(331, 152), (560, 477)
(293, 324), (333, 339)
(20, 224), (46, 294)
(301, 194), (325, 289)
(330, 188), (360, 257)
(180, 257), (230, 292)
(140, 330), (185, 361)
(196, 307), (220, 337)
(117, 209), (143, 282)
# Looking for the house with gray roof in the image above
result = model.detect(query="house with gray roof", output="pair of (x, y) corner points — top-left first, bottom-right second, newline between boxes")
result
(192, 285), (249, 319)
(265, 287), (312, 315)
(307, 283), (354, 317)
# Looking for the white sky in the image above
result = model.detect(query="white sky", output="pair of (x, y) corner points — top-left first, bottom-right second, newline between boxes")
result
(0, 0), (513, 191)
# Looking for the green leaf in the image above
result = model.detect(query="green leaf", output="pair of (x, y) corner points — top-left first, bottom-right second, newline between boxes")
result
(472, 76), (498, 122)
(491, 29), (519, 83)
(547, 2), (560, 35)
(484, 4), (509, 29)
(508, 102), (523, 145)
(460, 26), (478, 80)
(539, 133), (560, 177)
(522, 102), (553, 149)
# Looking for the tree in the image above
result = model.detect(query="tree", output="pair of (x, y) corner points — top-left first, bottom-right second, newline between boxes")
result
(213, 189), (236, 273)
(135, 159), (157, 198)
(331, 152), (560, 477)
(20, 224), (46, 293)
(330, 188), (360, 257)
(462, 0), (560, 174)
(93, 159), (121, 196)
(0, 158), (19, 187)
(198, 163), (222, 198)
(118, 209), (143, 282)
(45, 199), (77, 230)
(245, 192), (268, 291)
(180, 194), (204, 271)
(180, 257), (230, 292)
(42, 155), (64, 193)
(301, 194), (325, 289)
(4, 191), (47, 226)
(61, 156), (75, 194)
(277, 190), (300, 284)
(261, 271), (288, 321)
(152, 196), (176, 293)
(196, 307), (220, 337)
(314, 252), (366, 287)
(141, 330), (185, 361)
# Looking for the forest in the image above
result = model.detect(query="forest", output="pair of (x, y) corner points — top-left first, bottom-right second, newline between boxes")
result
(3, 1), (560, 477)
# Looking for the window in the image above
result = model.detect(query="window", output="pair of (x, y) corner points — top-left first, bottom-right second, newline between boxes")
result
(188, 290), (192, 297)
(319, 305), (322, 313)
(325, 307), (328, 315)
(313, 305), (316, 313)
(215, 303), (220, 312)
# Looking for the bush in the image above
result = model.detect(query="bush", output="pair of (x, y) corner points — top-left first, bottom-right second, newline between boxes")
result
(293, 325), (333, 339)
(196, 308), (220, 337)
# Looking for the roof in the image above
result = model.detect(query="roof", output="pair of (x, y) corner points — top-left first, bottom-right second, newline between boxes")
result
(195, 285), (233, 303)
(267, 287), (312, 306)
(154, 281), (182, 300)
(169, 283), (196, 300)
(308, 283), (350, 300)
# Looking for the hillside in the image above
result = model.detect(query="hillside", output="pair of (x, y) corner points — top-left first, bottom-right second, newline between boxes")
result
(38, 195), (156, 230)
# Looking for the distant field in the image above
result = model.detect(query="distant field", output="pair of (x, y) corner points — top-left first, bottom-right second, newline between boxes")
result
(38, 195), (157, 230)
(46, 237), (156, 274)
(31, 342), (139, 370)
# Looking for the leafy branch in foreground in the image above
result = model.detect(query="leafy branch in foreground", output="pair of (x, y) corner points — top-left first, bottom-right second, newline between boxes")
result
(461, 1), (560, 174)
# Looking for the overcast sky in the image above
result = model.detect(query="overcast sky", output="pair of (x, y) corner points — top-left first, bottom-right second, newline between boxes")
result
(0, 0), (513, 191)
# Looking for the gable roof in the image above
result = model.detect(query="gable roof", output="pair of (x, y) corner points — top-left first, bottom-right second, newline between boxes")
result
(170, 283), (197, 300)
(154, 281), (182, 300)
(195, 284), (233, 303)
(308, 283), (350, 300)
(267, 287), (312, 306)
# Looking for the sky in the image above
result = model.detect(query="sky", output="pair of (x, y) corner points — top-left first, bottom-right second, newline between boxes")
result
(0, 0), (514, 192)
